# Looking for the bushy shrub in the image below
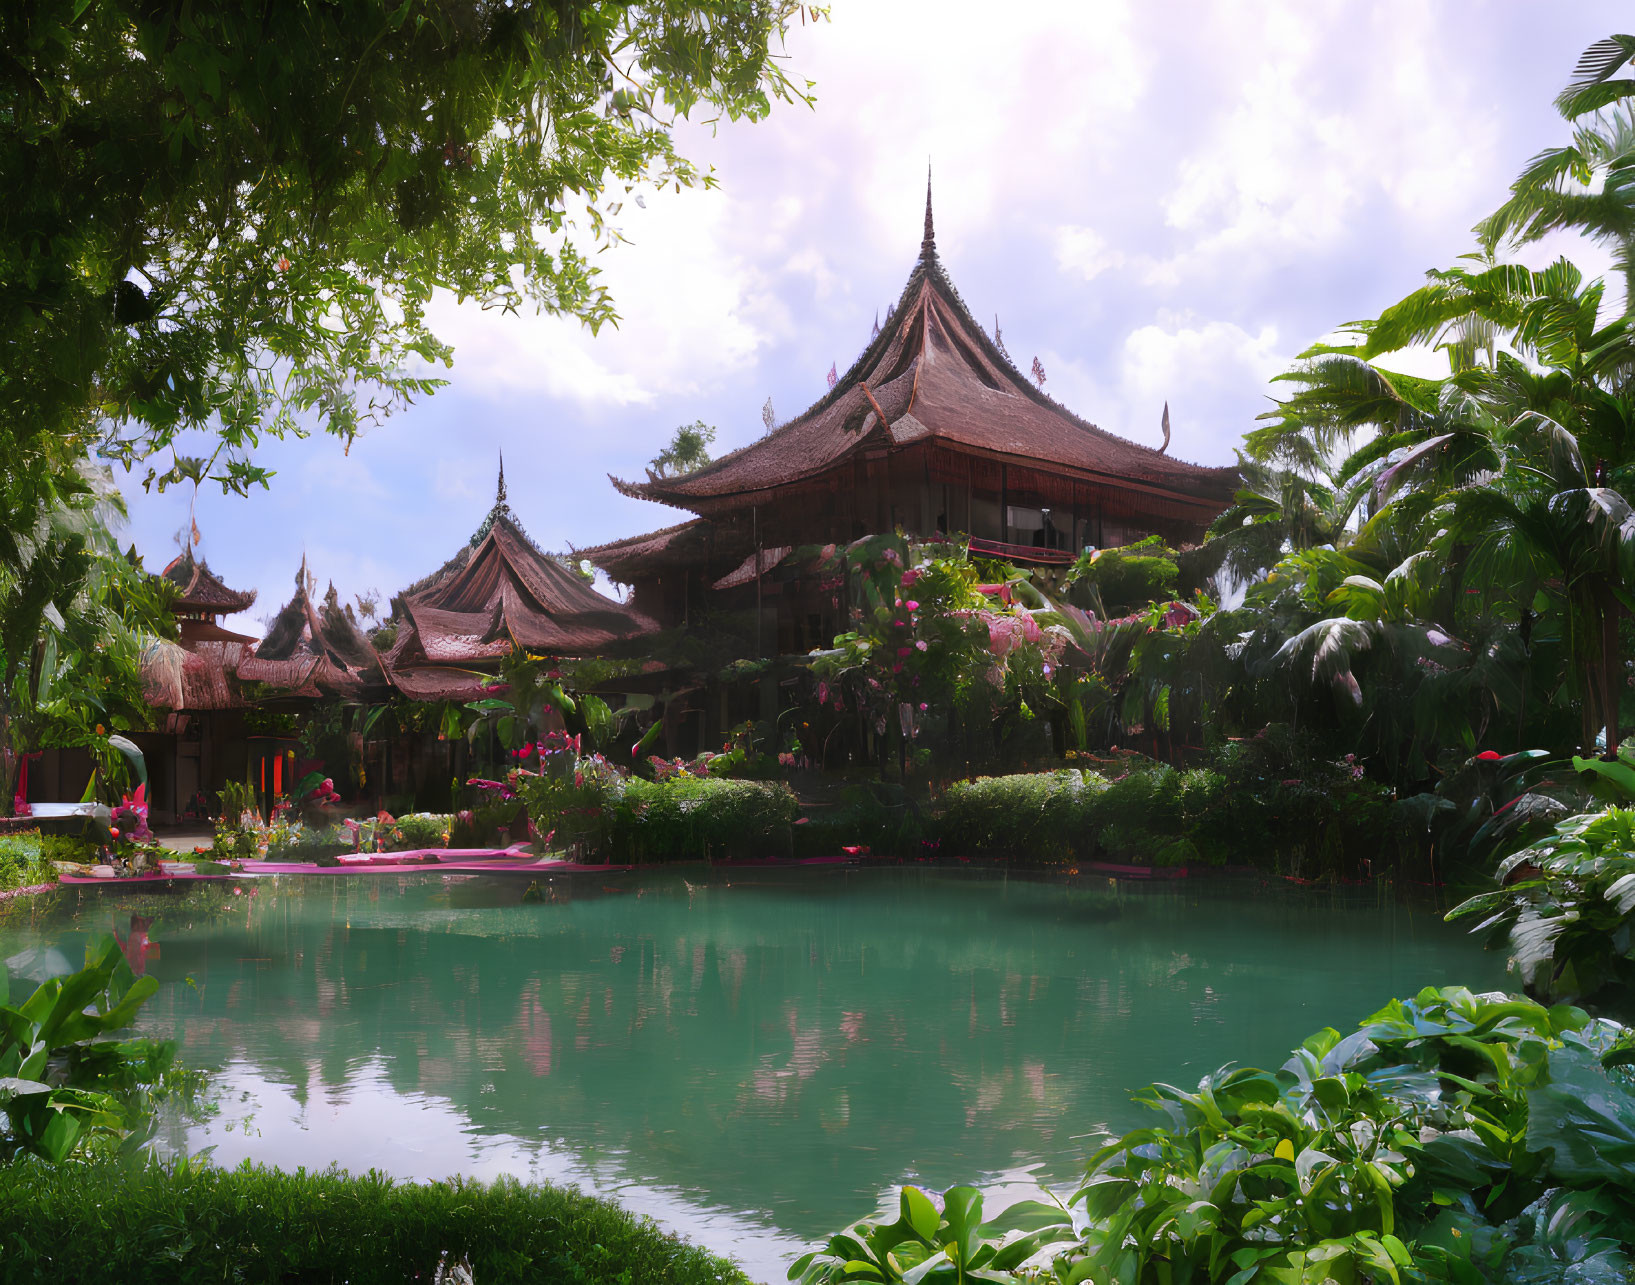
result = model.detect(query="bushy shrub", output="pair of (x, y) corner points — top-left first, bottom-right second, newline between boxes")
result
(0, 1158), (749, 1285)
(939, 770), (1105, 861)
(0, 831), (55, 892)
(1067, 535), (1180, 614)
(607, 776), (799, 862)
(385, 812), (453, 851)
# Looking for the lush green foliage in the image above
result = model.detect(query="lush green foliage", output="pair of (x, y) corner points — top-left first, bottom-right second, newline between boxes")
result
(0, 935), (178, 1164)
(939, 769), (1108, 863)
(384, 811), (454, 852)
(0, 830), (55, 893)
(795, 987), (1635, 1284)
(0, 456), (173, 815)
(0, 1156), (750, 1284)
(517, 755), (799, 863)
(2, 0), (818, 475)
(1066, 536), (1181, 615)
(790, 1184), (1073, 1285)
(938, 736), (1394, 875)
(1450, 804), (1635, 1020)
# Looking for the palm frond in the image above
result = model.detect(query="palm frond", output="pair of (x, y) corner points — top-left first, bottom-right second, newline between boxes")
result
(1556, 35), (1635, 118)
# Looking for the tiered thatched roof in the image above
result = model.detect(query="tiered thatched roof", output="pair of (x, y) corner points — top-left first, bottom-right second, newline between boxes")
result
(611, 182), (1236, 521)
(237, 559), (387, 700)
(382, 470), (654, 700)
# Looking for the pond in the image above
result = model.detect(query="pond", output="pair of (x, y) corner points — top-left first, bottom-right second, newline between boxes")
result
(1, 868), (1504, 1281)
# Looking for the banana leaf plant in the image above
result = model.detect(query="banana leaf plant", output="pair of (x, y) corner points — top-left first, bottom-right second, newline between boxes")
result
(0, 934), (176, 1163)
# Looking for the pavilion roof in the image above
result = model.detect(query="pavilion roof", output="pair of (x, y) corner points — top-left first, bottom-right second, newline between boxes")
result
(612, 181), (1237, 516)
(140, 638), (251, 711)
(237, 559), (387, 700)
(160, 550), (257, 615)
(386, 472), (655, 675)
(577, 517), (749, 583)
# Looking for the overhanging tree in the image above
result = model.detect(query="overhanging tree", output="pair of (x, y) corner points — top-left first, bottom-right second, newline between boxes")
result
(1, 0), (821, 490)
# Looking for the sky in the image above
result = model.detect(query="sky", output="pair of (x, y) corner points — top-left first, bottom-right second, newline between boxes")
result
(118, 0), (1632, 636)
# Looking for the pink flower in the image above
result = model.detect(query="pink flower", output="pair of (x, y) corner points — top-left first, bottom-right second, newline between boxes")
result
(901, 569), (920, 587)
(897, 646), (911, 657)
(918, 702), (928, 711)
(905, 600), (919, 612)
(915, 640), (928, 651)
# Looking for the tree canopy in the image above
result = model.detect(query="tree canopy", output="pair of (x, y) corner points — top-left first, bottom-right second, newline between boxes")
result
(1, 0), (819, 493)
(647, 419), (716, 479)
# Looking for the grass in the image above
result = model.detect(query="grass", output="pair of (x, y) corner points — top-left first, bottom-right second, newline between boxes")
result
(0, 1156), (753, 1284)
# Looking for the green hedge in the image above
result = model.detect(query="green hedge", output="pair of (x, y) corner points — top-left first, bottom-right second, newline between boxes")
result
(517, 771), (800, 863)
(607, 776), (799, 863)
(939, 770), (1105, 861)
(937, 761), (1394, 873)
(0, 1158), (749, 1285)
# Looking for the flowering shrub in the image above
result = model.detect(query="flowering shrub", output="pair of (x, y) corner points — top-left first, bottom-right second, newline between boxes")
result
(387, 813), (453, 852)
(513, 735), (798, 863)
(808, 536), (1075, 772)
(108, 784), (151, 844)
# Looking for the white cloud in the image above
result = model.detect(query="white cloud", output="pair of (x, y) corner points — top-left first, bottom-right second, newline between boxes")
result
(424, 185), (786, 408)
(1055, 226), (1127, 281)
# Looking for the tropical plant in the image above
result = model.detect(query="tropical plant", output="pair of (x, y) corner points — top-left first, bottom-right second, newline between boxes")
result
(0, 454), (172, 815)
(1448, 803), (1635, 1018)
(799, 988), (1635, 1285)
(0, 935), (179, 1164)
(1054, 986), (1635, 1284)
(789, 1184), (1073, 1284)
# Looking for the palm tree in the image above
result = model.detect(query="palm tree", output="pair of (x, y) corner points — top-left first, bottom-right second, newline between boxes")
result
(1482, 35), (1635, 311)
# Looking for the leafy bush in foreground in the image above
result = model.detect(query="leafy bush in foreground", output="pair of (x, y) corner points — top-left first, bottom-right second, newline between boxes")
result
(1, 935), (179, 1163)
(794, 987), (1635, 1283)
(0, 1157), (749, 1285)
(1449, 803), (1635, 1022)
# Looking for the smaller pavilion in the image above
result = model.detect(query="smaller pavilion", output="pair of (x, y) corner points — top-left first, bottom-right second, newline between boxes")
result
(131, 550), (260, 823)
(381, 463), (656, 701)
(238, 559), (388, 701)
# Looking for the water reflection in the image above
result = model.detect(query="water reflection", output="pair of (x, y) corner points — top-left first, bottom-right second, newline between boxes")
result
(3, 870), (1504, 1280)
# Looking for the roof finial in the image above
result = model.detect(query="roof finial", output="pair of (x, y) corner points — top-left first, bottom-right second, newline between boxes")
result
(496, 449), (507, 506)
(921, 161), (936, 257)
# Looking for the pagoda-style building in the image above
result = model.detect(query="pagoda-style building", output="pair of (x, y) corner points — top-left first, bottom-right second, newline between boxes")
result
(238, 558), (388, 701)
(381, 464), (655, 702)
(587, 183), (1237, 656)
(130, 550), (259, 824)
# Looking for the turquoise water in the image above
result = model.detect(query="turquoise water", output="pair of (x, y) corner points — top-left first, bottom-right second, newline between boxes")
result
(1, 869), (1503, 1280)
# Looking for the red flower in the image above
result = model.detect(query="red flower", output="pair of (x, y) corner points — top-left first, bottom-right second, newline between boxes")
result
(1475, 750), (1503, 761)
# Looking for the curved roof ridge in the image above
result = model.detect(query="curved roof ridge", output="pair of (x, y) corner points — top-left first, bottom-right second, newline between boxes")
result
(608, 255), (936, 501)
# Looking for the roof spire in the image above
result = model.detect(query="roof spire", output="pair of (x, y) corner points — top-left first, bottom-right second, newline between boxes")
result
(496, 450), (508, 507)
(921, 161), (936, 258)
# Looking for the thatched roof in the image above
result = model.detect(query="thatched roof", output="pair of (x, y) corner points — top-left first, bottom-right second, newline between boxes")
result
(612, 182), (1236, 518)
